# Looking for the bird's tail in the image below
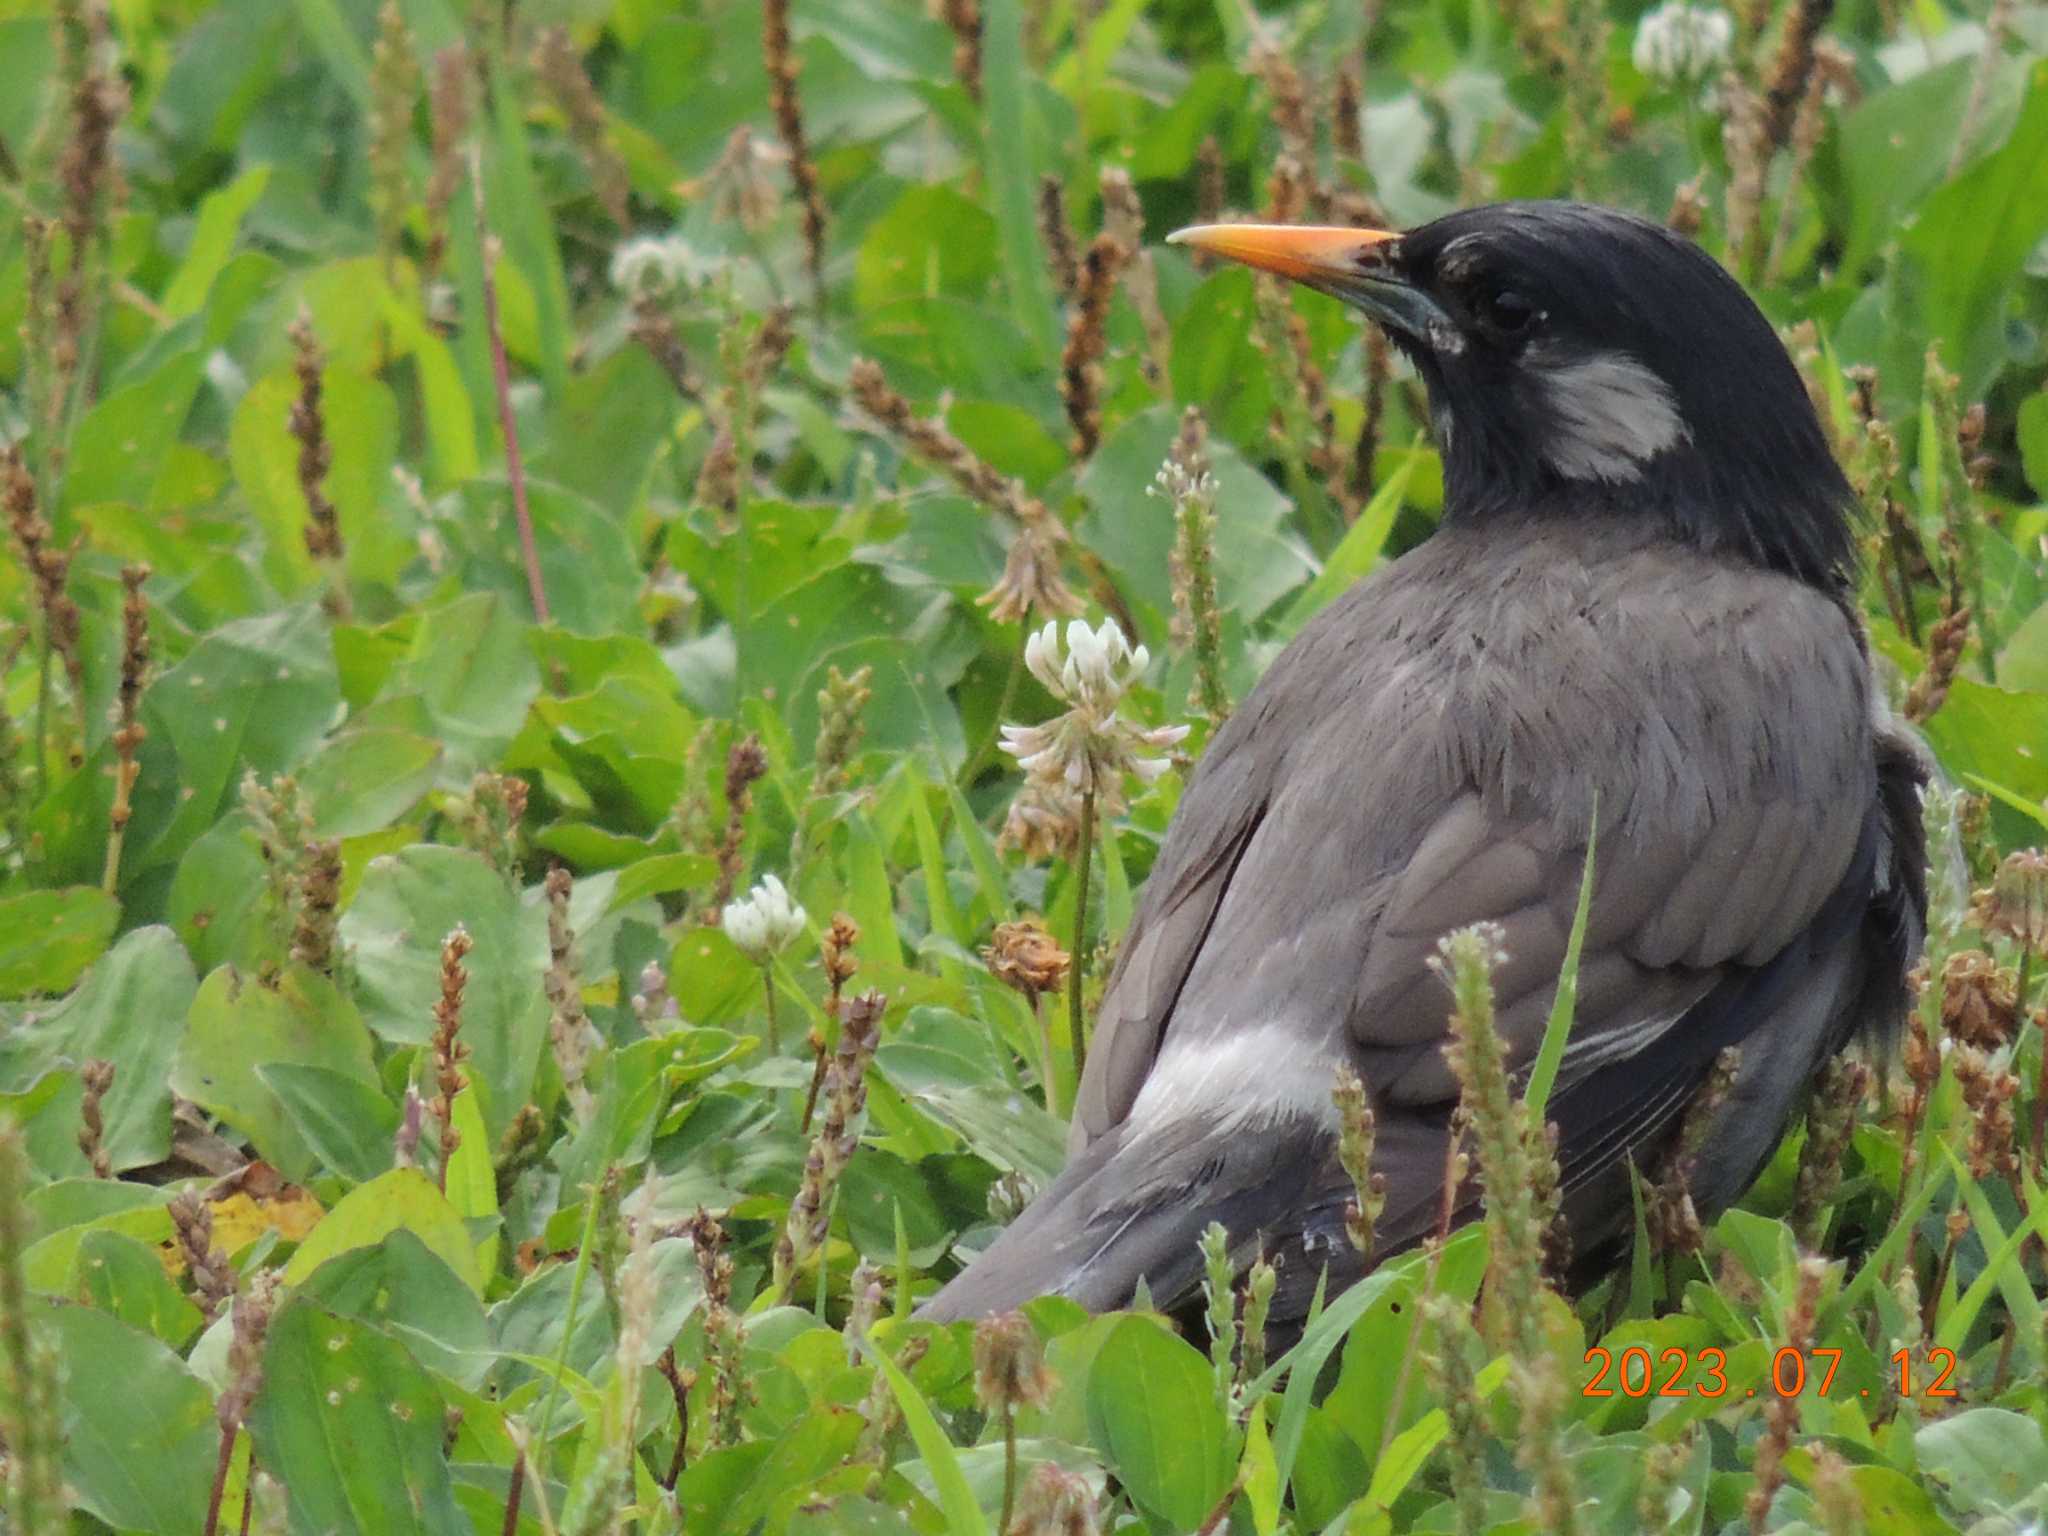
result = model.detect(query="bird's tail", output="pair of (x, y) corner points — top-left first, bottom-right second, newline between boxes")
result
(916, 1112), (1386, 1324)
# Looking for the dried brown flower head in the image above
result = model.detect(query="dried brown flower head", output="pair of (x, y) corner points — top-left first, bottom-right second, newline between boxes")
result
(983, 920), (1071, 999)
(997, 778), (1085, 862)
(1971, 849), (2048, 957)
(1939, 949), (2020, 1050)
(971, 1310), (1055, 1415)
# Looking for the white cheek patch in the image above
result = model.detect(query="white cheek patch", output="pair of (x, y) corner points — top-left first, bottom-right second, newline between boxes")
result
(1127, 1022), (1343, 1138)
(1532, 350), (1689, 482)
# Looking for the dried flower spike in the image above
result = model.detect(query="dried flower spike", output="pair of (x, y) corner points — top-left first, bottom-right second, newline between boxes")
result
(762, 0), (828, 306)
(1059, 233), (1128, 458)
(533, 26), (630, 229)
(428, 926), (473, 1185)
(102, 562), (152, 893)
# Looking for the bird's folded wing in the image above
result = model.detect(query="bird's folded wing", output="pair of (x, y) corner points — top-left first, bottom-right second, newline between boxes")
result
(1349, 784), (1868, 1107)
(1074, 763), (1871, 1154)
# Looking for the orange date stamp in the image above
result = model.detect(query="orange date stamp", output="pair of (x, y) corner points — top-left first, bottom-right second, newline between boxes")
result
(1582, 1344), (1960, 1399)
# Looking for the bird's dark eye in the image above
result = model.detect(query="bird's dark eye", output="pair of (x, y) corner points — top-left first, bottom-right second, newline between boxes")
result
(1480, 288), (1539, 336)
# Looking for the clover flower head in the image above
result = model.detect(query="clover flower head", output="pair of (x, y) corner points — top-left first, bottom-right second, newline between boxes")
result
(1632, 1), (1733, 83)
(1000, 617), (1189, 817)
(609, 234), (696, 296)
(722, 874), (807, 964)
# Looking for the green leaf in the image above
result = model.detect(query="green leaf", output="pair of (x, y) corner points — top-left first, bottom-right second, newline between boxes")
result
(375, 593), (541, 781)
(40, 1299), (218, 1536)
(259, 1062), (399, 1185)
(299, 1230), (494, 1391)
(0, 926), (196, 1167)
(855, 184), (1000, 311)
(442, 1084), (500, 1280)
(982, 0), (1059, 360)
(0, 886), (120, 998)
(283, 1167), (484, 1294)
(1274, 446), (1418, 640)
(1079, 405), (1312, 629)
(247, 1295), (470, 1536)
(875, 1008), (1066, 1182)
(859, 1333), (993, 1536)
(291, 727), (442, 837)
(1916, 1409), (2048, 1516)
(171, 963), (382, 1180)
(1085, 1315), (1236, 1528)
(1526, 806), (1596, 1123)
(67, 1229), (205, 1349)
(134, 604), (343, 874)
(339, 845), (548, 1140)
(59, 349), (206, 514)
(2018, 390), (2048, 502)
(161, 164), (272, 318)
(228, 364), (406, 594)
(1900, 61), (2048, 394)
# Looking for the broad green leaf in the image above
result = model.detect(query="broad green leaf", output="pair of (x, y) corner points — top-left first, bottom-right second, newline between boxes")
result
(59, 349), (206, 514)
(161, 165), (272, 318)
(0, 887), (121, 998)
(1085, 1315), (1236, 1529)
(1916, 1409), (2048, 1516)
(299, 1229), (494, 1391)
(172, 963), (382, 1180)
(259, 1062), (399, 1185)
(247, 1295), (469, 1536)
(291, 728), (443, 837)
(339, 845), (548, 1141)
(1900, 61), (2048, 394)
(228, 364), (407, 594)
(0, 926), (195, 1167)
(376, 592), (541, 781)
(284, 1167), (483, 1293)
(135, 604), (342, 874)
(68, 1229), (206, 1349)
(2019, 390), (2048, 501)
(856, 184), (1000, 312)
(41, 1300), (217, 1536)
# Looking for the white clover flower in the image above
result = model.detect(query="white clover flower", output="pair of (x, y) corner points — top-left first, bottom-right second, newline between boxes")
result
(722, 874), (807, 964)
(608, 234), (695, 296)
(1632, 1), (1733, 83)
(1000, 618), (1189, 817)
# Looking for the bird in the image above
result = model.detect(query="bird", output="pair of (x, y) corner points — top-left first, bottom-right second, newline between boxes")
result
(919, 200), (1930, 1331)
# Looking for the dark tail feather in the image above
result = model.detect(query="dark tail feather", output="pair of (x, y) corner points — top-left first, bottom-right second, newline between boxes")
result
(916, 1113), (1431, 1324)
(916, 1130), (1144, 1321)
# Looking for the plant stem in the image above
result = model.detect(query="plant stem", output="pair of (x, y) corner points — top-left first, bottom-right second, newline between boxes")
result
(762, 966), (782, 1052)
(1068, 787), (1095, 1091)
(998, 1404), (1018, 1533)
(498, 1455), (524, 1536)
(202, 1425), (236, 1536)
(1032, 992), (1059, 1120)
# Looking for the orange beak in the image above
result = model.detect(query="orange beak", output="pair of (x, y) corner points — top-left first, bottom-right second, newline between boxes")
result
(1165, 223), (1400, 285)
(1166, 222), (1447, 341)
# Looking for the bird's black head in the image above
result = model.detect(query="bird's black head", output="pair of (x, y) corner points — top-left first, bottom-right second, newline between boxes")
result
(1170, 201), (1856, 590)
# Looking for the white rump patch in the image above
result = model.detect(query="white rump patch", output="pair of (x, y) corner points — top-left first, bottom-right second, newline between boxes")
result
(1127, 1023), (1343, 1137)
(1533, 350), (1689, 482)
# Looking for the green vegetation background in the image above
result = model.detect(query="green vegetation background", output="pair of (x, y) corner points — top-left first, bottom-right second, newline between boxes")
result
(3, 0), (2048, 1531)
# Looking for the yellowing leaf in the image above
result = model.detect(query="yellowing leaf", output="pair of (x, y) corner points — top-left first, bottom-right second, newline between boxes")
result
(283, 1168), (483, 1294)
